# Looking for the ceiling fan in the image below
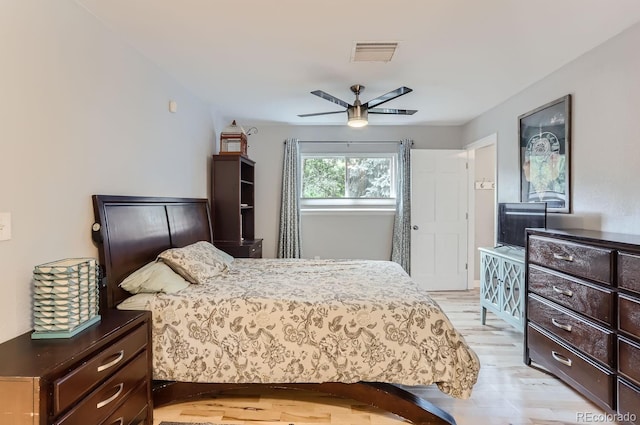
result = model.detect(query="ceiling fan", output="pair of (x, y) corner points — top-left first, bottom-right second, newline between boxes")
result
(298, 84), (417, 127)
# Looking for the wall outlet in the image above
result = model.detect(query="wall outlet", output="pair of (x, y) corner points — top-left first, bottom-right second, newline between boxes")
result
(0, 212), (12, 241)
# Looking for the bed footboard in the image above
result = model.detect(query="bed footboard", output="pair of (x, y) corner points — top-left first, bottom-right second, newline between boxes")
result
(152, 381), (456, 425)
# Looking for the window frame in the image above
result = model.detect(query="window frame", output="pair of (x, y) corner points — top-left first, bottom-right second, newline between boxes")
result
(299, 151), (398, 211)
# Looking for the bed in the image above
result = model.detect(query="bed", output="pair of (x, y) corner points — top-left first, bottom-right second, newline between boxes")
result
(91, 194), (480, 425)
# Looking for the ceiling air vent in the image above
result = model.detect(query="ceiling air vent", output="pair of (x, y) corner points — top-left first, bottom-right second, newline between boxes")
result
(352, 42), (398, 62)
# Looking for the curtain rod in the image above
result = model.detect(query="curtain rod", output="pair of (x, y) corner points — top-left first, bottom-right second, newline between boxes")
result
(284, 140), (413, 145)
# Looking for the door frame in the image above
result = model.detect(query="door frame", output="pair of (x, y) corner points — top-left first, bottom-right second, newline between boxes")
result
(465, 133), (498, 290)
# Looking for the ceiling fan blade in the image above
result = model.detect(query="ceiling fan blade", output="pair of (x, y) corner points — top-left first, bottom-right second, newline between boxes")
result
(366, 87), (413, 109)
(297, 110), (344, 117)
(311, 90), (351, 108)
(368, 108), (417, 115)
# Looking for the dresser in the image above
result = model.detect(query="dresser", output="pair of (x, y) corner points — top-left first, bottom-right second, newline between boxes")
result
(0, 309), (152, 425)
(479, 246), (525, 330)
(525, 228), (640, 423)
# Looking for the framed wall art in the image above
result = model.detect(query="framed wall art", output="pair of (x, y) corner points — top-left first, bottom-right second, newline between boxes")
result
(519, 94), (571, 213)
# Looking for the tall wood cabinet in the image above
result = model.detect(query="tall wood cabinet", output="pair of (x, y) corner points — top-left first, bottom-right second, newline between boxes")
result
(525, 228), (640, 423)
(210, 155), (262, 258)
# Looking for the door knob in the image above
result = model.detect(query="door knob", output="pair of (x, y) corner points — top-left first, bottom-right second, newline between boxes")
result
(412, 225), (419, 230)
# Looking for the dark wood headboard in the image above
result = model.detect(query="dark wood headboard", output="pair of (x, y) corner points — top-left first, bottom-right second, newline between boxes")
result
(91, 195), (213, 310)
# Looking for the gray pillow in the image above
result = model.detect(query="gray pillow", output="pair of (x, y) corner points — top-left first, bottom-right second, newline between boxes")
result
(119, 261), (190, 294)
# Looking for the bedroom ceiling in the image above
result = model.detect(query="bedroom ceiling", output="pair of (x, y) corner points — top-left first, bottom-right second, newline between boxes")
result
(74, 0), (640, 126)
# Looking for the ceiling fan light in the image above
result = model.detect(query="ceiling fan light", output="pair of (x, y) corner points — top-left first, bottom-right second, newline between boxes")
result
(348, 117), (368, 128)
(347, 105), (368, 127)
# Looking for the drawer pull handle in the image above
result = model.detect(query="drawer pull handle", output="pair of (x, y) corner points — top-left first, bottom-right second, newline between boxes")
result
(97, 383), (124, 409)
(551, 351), (572, 367)
(552, 286), (573, 297)
(553, 253), (574, 262)
(551, 318), (572, 332)
(110, 418), (124, 425)
(97, 350), (125, 373)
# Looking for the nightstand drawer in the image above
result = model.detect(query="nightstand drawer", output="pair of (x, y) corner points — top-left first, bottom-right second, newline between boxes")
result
(101, 381), (149, 425)
(55, 352), (147, 425)
(528, 295), (614, 367)
(528, 265), (614, 325)
(528, 236), (613, 284)
(53, 324), (148, 415)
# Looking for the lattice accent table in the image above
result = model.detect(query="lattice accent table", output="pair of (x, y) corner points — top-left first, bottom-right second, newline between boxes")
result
(479, 246), (525, 331)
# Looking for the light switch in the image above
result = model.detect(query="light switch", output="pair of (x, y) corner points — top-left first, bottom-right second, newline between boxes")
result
(0, 212), (12, 241)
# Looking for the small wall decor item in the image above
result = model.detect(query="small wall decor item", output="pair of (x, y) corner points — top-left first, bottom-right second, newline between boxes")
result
(519, 94), (571, 213)
(31, 258), (100, 339)
(219, 120), (248, 156)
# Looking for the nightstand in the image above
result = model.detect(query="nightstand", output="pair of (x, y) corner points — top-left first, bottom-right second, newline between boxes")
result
(0, 309), (152, 425)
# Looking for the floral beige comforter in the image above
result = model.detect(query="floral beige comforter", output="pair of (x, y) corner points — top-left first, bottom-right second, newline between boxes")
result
(122, 258), (480, 398)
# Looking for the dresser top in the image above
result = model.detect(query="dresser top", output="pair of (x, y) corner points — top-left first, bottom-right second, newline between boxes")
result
(527, 228), (640, 251)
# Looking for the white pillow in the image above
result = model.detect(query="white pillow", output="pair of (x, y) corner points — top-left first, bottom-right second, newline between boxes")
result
(117, 293), (156, 310)
(119, 261), (190, 294)
(157, 241), (233, 284)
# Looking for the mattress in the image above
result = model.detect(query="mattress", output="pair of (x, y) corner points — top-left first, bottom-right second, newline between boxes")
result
(118, 258), (480, 399)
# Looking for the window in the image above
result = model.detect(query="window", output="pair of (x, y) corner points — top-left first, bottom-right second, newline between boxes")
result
(300, 152), (397, 210)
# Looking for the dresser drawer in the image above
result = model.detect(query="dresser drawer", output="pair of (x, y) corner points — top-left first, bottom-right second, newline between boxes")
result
(527, 324), (615, 410)
(618, 336), (640, 386)
(619, 251), (640, 296)
(101, 381), (149, 425)
(528, 295), (614, 367)
(528, 236), (613, 284)
(55, 352), (147, 425)
(619, 294), (640, 340)
(53, 324), (148, 415)
(618, 379), (640, 424)
(528, 265), (614, 325)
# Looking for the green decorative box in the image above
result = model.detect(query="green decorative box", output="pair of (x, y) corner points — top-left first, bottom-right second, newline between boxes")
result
(31, 258), (101, 339)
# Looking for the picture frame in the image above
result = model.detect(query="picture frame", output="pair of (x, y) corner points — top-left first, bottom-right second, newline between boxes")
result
(519, 94), (571, 213)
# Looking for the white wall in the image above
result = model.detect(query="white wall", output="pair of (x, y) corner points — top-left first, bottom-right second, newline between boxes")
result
(473, 144), (496, 280)
(301, 211), (394, 260)
(0, 1), (215, 343)
(242, 125), (463, 258)
(462, 22), (640, 235)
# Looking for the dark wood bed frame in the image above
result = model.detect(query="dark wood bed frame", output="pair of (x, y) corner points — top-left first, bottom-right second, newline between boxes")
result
(91, 194), (456, 425)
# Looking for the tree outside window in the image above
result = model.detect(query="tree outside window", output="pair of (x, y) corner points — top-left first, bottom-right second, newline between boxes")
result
(301, 155), (394, 200)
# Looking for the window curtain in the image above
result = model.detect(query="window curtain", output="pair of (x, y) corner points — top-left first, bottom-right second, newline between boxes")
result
(278, 138), (301, 258)
(391, 139), (412, 273)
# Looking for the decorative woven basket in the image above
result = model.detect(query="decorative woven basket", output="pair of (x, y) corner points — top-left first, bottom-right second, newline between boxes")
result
(31, 258), (101, 339)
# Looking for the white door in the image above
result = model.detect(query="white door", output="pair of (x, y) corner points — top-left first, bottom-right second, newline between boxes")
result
(410, 149), (468, 291)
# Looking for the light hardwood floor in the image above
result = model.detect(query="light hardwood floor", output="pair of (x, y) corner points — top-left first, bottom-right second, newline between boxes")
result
(153, 289), (619, 425)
